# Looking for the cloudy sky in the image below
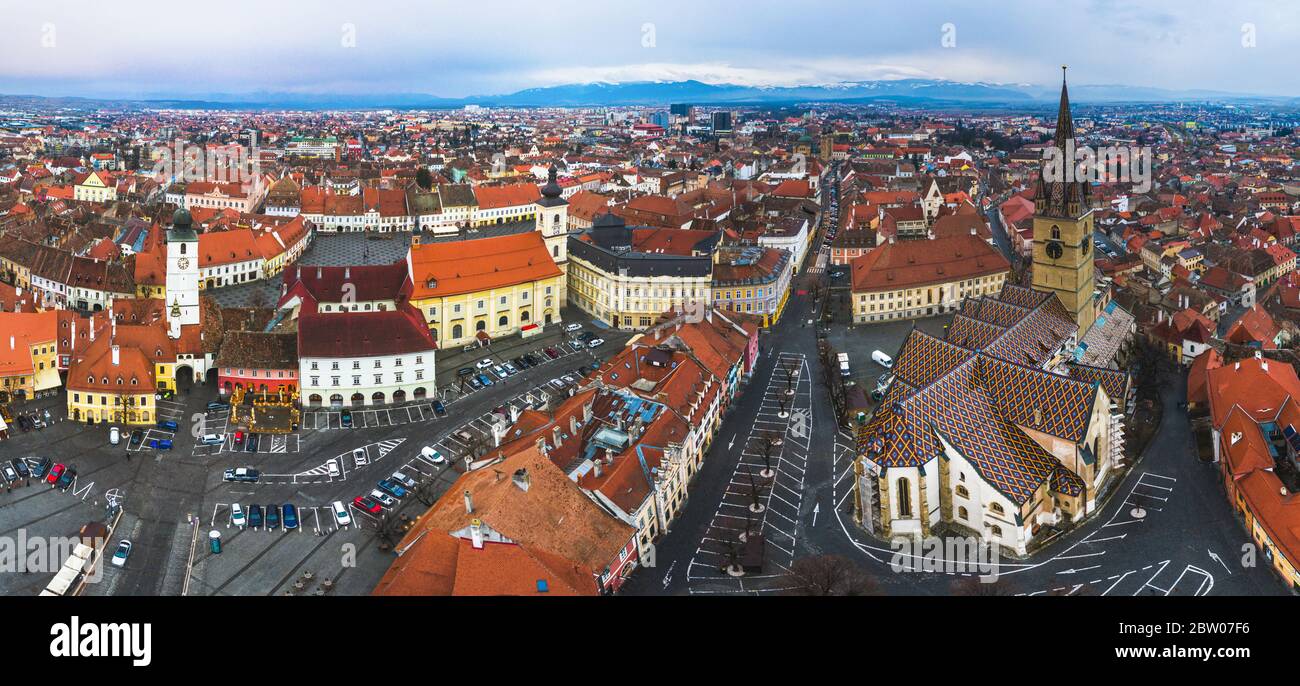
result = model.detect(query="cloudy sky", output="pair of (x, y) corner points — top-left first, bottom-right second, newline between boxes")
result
(1, 0), (1297, 98)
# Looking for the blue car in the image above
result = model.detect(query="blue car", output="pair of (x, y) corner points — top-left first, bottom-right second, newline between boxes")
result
(376, 479), (407, 499)
(156, 420), (178, 432)
(248, 504), (263, 528)
(283, 504), (299, 530)
(477, 373), (494, 387)
(149, 438), (173, 450)
(57, 467), (76, 490)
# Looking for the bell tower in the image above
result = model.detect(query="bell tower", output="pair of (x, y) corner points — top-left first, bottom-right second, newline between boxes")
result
(535, 165), (569, 300)
(1032, 66), (1096, 336)
(166, 207), (200, 338)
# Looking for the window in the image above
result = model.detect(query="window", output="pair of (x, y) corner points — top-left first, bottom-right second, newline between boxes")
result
(990, 502), (1004, 515)
(955, 485), (969, 499)
(990, 525), (1003, 537)
(958, 506), (968, 520)
(896, 478), (912, 518)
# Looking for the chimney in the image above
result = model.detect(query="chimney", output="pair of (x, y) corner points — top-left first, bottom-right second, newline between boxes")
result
(463, 490), (473, 514)
(592, 455), (603, 479)
(1032, 406), (1042, 426)
(344, 266), (350, 279)
(111, 344), (120, 366)
(469, 518), (484, 549)
(569, 414), (579, 436)
(316, 266), (322, 279)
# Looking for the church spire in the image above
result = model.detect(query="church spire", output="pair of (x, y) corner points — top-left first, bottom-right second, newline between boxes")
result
(1055, 65), (1074, 149)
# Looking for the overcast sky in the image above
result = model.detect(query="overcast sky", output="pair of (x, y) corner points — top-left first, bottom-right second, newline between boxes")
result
(2, 0), (1297, 98)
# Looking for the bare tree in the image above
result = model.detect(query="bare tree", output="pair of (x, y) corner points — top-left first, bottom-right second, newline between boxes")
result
(758, 431), (783, 476)
(413, 477), (440, 507)
(781, 555), (880, 596)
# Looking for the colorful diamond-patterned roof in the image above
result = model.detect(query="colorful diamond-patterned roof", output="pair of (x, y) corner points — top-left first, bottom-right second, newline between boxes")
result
(859, 287), (1110, 505)
(946, 313), (1007, 350)
(1050, 465), (1085, 496)
(1066, 362), (1129, 407)
(999, 283), (1052, 310)
(891, 329), (975, 389)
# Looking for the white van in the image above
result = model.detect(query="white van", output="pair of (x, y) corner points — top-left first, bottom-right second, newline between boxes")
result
(421, 446), (446, 464)
(331, 501), (352, 527)
(109, 427), (121, 446)
(872, 350), (894, 368)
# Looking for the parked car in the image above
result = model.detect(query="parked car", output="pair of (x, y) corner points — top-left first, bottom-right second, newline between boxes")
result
(462, 343), (479, 353)
(352, 447), (368, 467)
(475, 358), (494, 369)
(31, 458), (51, 480)
(206, 400), (228, 411)
(588, 338), (605, 348)
(148, 438), (173, 451)
(457, 367), (475, 377)
(578, 331), (597, 342)
(390, 472), (417, 489)
(352, 496), (382, 515)
(109, 426), (121, 445)
(492, 365), (508, 380)
(331, 501), (351, 526)
(1, 465), (17, 483)
(248, 504), (263, 528)
(129, 429), (144, 447)
(223, 467), (260, 483)
(564, 322), (582, 332)
(282, 504), (299, 530)
(368, 490), (396, 508)
(341, 410), (353, 428)
(523, 353), (540, 366)
(467, 376), (482, 390)
(265, 504), (280, 531)
(57, 467), (76, 490)
(326, 459), (341, 478)
(14, 415), (28, 432)
(871, 350), (894, 368)
(476, 373), (494, 387)
(376, 479), (407, 499)
(513, 356), (529, 369)
(421, 446), (446, 464)
(156, 419), (179, 432)
(12, 458), (29, 480)
(200, 433), (224, 445)
(230, 504), (246, 528)
(431, 400), (447, 418)
(544, 347), (560, 359)
(503, 362), (518, 375)
(246, 433), (259, 452)
(110, 540), (132, 567)
(46, 463), (65, 485)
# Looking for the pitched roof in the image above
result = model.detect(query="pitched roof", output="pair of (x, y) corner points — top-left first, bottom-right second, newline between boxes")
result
(408, 231), (561, 299)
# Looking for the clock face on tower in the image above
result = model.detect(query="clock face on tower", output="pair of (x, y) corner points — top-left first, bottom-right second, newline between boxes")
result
(1046, 240), (1064, 260)
(177, 257), (190, 270)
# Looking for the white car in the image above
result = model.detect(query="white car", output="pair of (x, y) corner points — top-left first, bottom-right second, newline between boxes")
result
(564, 323), (582, 332)
(421, 446), (446, 464)
(872, 350), (895, 368)
(475, 358), (494, 369)
(326, 459), (341, 478)
(331, 501), (352, 526)
(200, 433), (224, 445)
(110, 540), (132, 567)
(231, 504), (247, 528)
(109, 427), (120, 446)
(391, 471), (417, 488)
(352, 448), (368, 467)
(369, 490), (396, 508)
(588, 338), (605, 348)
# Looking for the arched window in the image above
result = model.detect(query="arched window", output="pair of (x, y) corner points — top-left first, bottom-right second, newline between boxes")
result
(958, 506), (968, 520)
(990, 502), (1004, 515)
(896, 477), (912, 518)
(1050, 225), (1061, 240)
(955, 484), (969, 499)
(990, 525), (1003, 537)
(452, 324), (463, 339)
(498, 315), (508, 327)
(476, 320), (486, 332)
(552, 245), (559, 257)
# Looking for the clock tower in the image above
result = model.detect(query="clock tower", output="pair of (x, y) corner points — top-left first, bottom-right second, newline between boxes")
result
(535, 165), (569, 301)
(166, 207), (200, 338)
(1032, 67), (1096, 336)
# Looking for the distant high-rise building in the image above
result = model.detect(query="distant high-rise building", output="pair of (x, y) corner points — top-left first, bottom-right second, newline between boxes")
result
(711, 111), (733, 134)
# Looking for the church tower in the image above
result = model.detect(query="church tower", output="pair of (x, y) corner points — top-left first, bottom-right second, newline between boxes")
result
(1032, 67), (1096, 336)
(166, 207), (200, 339)
(535, 165), (569, 300)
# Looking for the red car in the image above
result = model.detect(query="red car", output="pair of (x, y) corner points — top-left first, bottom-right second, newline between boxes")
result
(544, 347), (560, 359)
(46, 463), (65, 485)
(233, 431), (245, 445)
(352, 496), (382, 515)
